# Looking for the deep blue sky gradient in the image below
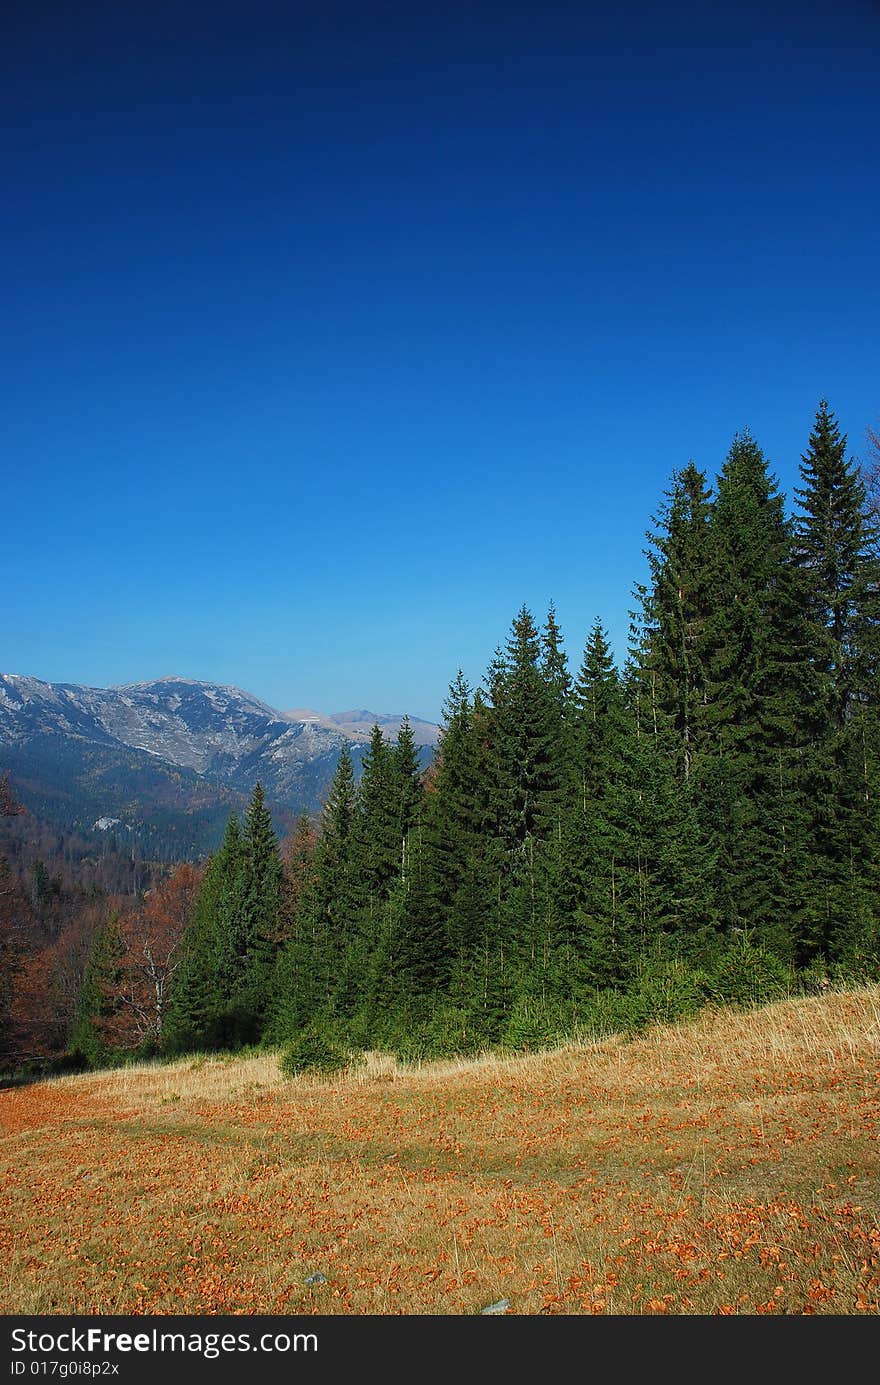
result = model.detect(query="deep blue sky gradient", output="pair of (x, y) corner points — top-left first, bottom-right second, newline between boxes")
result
(3, 0), (879, 721)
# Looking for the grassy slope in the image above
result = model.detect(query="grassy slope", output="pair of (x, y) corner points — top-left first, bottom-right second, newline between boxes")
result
(1, 986), (878, 1315)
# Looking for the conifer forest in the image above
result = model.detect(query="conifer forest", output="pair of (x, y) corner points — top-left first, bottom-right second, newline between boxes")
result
(3, 402), (879, 1074)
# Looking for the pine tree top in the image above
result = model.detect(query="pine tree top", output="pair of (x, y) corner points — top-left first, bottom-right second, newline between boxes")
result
(441, 670), (472, 727)
(716, 429), (783, 509)
(573, 619), (620, 722)
(505, 605), (541, 671)
(220, 813), (242, 855)
(794, 399), (866, 542)
(321, 744), (358, 841)
(243, 780), (278, 854)
(541, 602), (571, 703)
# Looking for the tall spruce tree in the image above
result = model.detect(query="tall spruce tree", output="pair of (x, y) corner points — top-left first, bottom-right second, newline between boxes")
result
(270, 748), (361, 1038)
(561, 626), (645, 987)
(355, 724), (399, 899)
(387, 718), (454, 1006)
(392, 716), (424, 875)
(541, 602), (572, 707)
(237, 782), (283, 1036)
(795, 400), (878, 725)
(310, 744), (363, 1016)
(68, 912), (124, 1067)
(162, 814), (244, 1052)
(414, 673), (487, 986)
(538, 602), (573, 837)
(571, 620), (620, 805)
(488, 606), (561, 851)
(793, 401), (880, 961)
(637, 463), (715, 782)
(701, 431), (816, 957)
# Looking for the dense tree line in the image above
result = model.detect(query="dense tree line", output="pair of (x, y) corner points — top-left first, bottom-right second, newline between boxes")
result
(5, 403), (878, 1074)
(159, 403), (880, 1068)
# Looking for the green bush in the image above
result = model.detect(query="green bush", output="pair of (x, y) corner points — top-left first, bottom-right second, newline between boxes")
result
(707, 931), (792, 1009)
(280, 1023), (348, 1078)
(393, 1004), (482, 1064)
(576, 987), (639, 1040)
(795, 957), (833, 995)
(829, 948), (880, 988)
(502, 996), (563, 1053)
(629, 955), (709, 1028)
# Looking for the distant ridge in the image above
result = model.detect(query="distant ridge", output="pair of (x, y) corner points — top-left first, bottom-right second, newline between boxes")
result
(0, 673), (438, 856)
(284, 707), (441, 747)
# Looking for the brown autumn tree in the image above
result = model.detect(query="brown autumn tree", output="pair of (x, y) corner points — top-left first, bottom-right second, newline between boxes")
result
(279, 814), (319, 946)
(0, 775), (28, 1066)
(0, 855), (26, 1065)
(108, 863), (203, 1051)
(0, 774), (71, 1068)
(864, 421), (880, 555)
(0, 772), (24, 818)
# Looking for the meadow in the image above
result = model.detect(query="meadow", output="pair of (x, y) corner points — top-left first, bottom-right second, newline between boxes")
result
(2, 985), (878, 1315)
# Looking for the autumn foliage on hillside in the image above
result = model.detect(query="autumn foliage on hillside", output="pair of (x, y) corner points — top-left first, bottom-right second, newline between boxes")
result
(0, 774), (176, 1069)
(1, 986), (877, 1315)
(101, 864), (205, 1053)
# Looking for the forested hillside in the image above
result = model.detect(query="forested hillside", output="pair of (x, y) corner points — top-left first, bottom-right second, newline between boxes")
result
(0, 781), (171, 1068)
(3, 402), (878, 1075)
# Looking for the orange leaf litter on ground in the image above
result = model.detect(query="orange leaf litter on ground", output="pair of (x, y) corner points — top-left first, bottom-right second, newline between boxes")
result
(2, 986), (879, 1315)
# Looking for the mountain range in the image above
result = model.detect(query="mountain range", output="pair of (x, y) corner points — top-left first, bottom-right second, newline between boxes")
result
(0, 674), (439, 858)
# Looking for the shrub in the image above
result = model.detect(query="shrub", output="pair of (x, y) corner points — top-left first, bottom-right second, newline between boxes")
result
(707, 931), (792, 1009)
(576, 987), (638, 1040)
(796, 957), (833, 996)
(503, 996), (563, 1053)
(629, 955), (709, 1028)
(280, 1023), (348, 1078)
(393, 1004), (481, 1064)
(829, 948), (880, 988)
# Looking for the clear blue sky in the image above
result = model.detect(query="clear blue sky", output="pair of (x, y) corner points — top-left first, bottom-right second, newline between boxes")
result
(3, 0), (878, 723)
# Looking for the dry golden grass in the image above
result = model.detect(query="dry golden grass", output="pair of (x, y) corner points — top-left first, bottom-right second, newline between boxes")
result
(2, 986), (878, 1315)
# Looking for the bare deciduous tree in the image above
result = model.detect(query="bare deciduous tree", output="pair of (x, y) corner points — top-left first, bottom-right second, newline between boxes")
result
(110, 864), (203, 1049)
(862, 420), (880, 554)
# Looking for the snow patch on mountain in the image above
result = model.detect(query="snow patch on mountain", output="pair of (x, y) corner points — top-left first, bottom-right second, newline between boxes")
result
(94, 816), (127, 831)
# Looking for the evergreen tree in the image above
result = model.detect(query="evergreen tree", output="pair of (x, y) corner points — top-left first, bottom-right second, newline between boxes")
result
(392, 716), (424, 872)
(429, 672), (484, 867)
(541, 601), (572, 740)
(355, 724), (399, 899)
(386, 717), (438, 996)
(700, 431), (816, 956)
(0, 854), (23, 1066)
(564, 633), (643, 987)
(414, 673), (486, 983)
(488, 605), (561, 851)
(795, 400), (877, 725)
(793, 402), (880, 961)
(237, 783), (283, 1036)
(637, 463), (715, 781)
(571, 620), (620, 801)
(538, 602), (573, 836)
(68, 912), (124, 1067)
(303, 745), (362, 1019)
(162, 814), (244, 1053)
(541, 602), (572, 705)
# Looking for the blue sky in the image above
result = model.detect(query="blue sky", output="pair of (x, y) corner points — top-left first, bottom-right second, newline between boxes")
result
(3, 0), (878, 722)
